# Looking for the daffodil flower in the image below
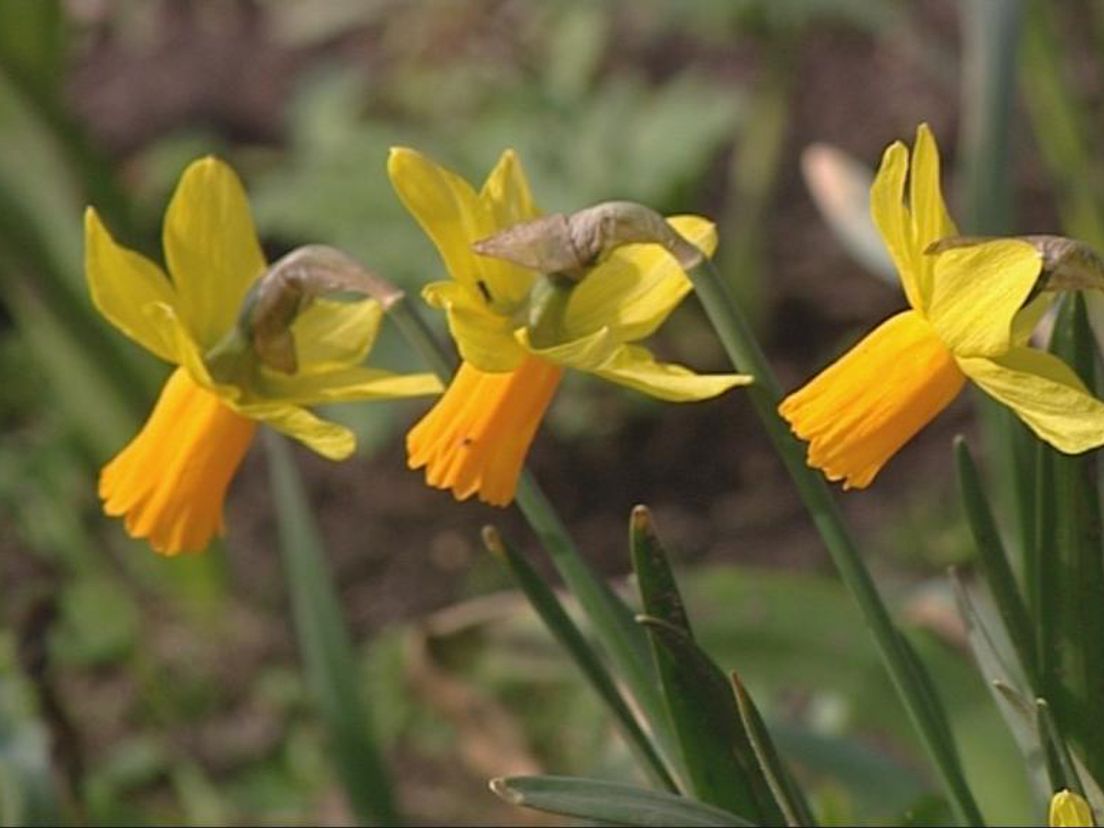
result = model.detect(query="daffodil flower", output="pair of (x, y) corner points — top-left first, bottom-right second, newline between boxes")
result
(86, 157), (441, 554)
(779, 124), (1104, 488)
(388, 147), (749, 506)
(1051, 790), (1095, 827)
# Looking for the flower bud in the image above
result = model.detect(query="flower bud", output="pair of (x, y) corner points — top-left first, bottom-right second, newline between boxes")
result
(1050, 790), (1095, 827)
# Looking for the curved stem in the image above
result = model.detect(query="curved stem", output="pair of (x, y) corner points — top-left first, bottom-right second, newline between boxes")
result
(689, 256), (984, 826)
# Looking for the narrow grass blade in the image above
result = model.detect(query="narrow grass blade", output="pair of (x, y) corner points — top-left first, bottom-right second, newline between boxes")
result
(731, 673), (817, 827)
(490, 775), (753, 827)
(628, 506), (691, 634)
(1036, 699), (1084, 797)
(637, 614), (783, 824)
(1021, 0), (1104, 250)
(264, 432), (398, 826)
(992, 681), (1104, 815)
(515, 472), (678, 772)
(957, 0), (1024, 235)
(630, 506), (781, 822)
(719, 53), (791, 326)
(1043, 295), (1104, 782)
(951, 572), (1029, 700)
(954, 437), (1037, 688)
(386, 294), (681, 777)
(481, 525), (677, 792)
(953, 575), (1049, 814)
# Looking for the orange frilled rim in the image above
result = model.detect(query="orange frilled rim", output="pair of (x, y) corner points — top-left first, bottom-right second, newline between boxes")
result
(406, 355), (563, 507)
(99, 368), (256, 554)
(779, 310), (966, 489)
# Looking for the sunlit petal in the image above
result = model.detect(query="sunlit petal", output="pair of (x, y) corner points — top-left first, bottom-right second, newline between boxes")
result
(238, 401), (357, 461)
(406, 357), (563, 506)
(780, 310), (965, 488)
(424, 280), (526, 371)
(958, 347), (1104, 454)
(84, 208), (178, 362)
(163, 157), (267, 349)
(293, 298), (382, 373)
(908, 123), (957, 286)
(389, 147), (536, 311)
(870, 141), (923, 310)
(563, 215), (717, 342)
(258, 365), (443, 405)
(928, 238), (1042, 357)
(100, 368), (255, 555)
(591, 343), (750, 402)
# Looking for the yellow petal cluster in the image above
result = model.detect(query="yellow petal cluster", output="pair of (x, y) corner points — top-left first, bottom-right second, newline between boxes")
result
(780, 124), (1104, 488)
(87, 157), (441, 554)
(389, 148), (749, 506)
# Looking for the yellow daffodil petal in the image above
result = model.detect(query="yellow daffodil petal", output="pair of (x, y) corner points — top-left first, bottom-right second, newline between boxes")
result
(928, 238), (1042, 357)
(518, 325), (619, 371)
(144, 302), (227, 396)
(239, 401), (356, 460)
(1050, 790), (1095, 827)
(870, 141), (923, 309)
(163, 157), (267, 349)
(292, 298), (383, 373)
(424, 280), (526, 371)
(908, 123), (956, 275)
(563, 215), (718, 342)
(591, 343), (750, 402)
(389, 147), (537, 311)
(780, 310), (966, 488)
(100, 368), (255, 556)
(520, 326), (747, 402)
(407, 356), (563, 507)
(1012, 294), (1054, 347)
(258, 365), (443, 405)
(84, 207), (178, 362)
(958, 347), (1104, 454)
(481, 148), (538, 237)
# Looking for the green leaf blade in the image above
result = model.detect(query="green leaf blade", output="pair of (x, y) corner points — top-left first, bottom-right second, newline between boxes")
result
(490, 775), (754, 827)
(482, 525), (677, 792)
(265, 432), (398, 826)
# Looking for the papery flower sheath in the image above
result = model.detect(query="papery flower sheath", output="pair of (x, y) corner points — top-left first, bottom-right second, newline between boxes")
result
(87, 157), (441, 554)
(389, 148), (749, 506)
(779, 124), (1104, 488)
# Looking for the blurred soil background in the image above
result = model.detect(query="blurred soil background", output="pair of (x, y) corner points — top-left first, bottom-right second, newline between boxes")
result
(0, 0), (1096, 824)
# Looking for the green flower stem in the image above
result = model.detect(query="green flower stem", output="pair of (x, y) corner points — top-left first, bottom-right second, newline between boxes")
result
(266, 432), (399, 826)
(384, 293), (683, 785)
(688, 256), (984, 827)
(483, 526), (678, 792)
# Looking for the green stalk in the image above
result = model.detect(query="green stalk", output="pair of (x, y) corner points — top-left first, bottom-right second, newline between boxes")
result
(384, 294), (683, 781)
(957, 0), (1033, 568)
(265, 433), (399, 826)
(687, 257), (983, 826)
(957, 0), (1024, 236)
(954, 437), (1038, 688)
(482, 526), (678, 792)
